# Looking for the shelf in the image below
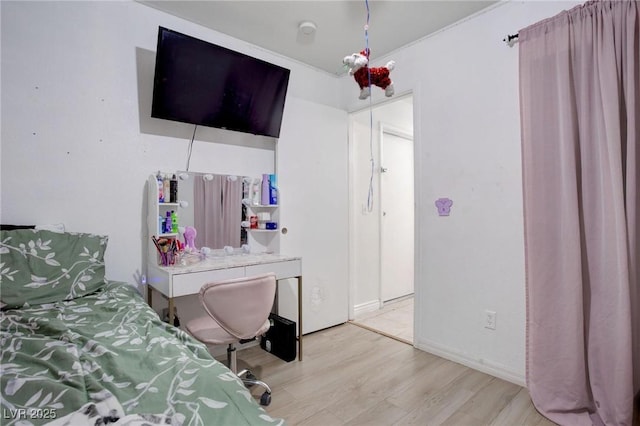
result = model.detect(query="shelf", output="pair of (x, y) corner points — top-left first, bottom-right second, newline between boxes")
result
(158, 202), (179, 207)
(248, 229), (278, 233)
(157, 233), (179, 238)
(247, 204), (278, 208)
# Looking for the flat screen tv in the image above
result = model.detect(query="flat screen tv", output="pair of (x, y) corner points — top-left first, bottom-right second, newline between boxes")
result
(151, 27), (290, 138)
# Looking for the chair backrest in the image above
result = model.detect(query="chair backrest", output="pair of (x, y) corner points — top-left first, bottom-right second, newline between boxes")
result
(198, 273), (276, 340)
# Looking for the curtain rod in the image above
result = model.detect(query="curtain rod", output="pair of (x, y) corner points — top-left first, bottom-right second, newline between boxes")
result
(503, 33), (519, 47)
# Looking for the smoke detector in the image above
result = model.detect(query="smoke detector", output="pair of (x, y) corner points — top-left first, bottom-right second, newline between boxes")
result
(298, 21), (317, 36)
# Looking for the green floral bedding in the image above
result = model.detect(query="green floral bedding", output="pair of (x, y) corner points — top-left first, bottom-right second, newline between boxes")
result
(1, 281), (283, 426)
(0, 230), (283, 426)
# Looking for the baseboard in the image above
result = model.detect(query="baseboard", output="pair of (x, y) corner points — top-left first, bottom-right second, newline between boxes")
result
(415, 339), (526, 387)
(353, 299), (381, 318)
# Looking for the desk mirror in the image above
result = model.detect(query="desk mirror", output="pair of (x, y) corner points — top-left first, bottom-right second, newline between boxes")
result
(177, 171), (247, 249)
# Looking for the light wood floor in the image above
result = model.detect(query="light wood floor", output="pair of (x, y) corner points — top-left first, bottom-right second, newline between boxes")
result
(351, 296), (414, 344)
(233, 323), (556, 426)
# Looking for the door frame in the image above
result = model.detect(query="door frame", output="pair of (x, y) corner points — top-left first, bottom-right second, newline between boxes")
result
(347, 91), (418, 324)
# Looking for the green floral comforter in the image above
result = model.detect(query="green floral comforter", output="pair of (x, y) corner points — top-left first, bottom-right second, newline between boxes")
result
(0, 280), (283, 426)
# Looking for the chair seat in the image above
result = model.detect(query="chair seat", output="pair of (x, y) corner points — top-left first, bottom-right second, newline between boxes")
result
(186, 315), (271, 345)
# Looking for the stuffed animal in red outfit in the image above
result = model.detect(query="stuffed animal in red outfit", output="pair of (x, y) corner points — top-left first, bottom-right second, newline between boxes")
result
(343, 49), (395, 100)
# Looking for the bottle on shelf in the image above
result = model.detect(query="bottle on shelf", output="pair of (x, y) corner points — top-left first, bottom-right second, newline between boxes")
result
(157, 171), (164, 203)
(269, 174), (278, 205)
(171, 210), (178, 233)
(170, 174), (178, 203)
(163, 174), (170, 203)
(165, 211), (172, 234)
(261, 174), (270, 205)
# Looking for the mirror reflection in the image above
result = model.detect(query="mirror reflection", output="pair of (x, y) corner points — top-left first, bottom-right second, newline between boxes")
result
(177, 171), (247, 249)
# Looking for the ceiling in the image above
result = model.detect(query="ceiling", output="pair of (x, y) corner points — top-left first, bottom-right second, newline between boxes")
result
(139, 0), (498, 75)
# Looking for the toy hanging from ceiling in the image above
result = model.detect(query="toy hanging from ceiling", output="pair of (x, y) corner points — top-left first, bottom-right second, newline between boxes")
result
(343, 0), (396, 100)
(343, 48), (395, 100)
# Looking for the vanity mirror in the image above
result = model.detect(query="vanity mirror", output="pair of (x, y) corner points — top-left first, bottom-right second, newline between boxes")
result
(177, 171), (247, 250)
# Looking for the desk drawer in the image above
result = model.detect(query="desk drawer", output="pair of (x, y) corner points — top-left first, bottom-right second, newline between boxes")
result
(171, 267), (245, 297)
(246, 260), (301, 280)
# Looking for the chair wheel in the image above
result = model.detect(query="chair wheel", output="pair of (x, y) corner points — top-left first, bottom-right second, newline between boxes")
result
(260, 391), (271, 406)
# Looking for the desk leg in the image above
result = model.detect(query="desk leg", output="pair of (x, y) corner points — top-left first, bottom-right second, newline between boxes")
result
(147, 285), (153, 307)
(297, 275), (303, 361)
(168, 298), (175, 326)
(147, 286), (175, 326)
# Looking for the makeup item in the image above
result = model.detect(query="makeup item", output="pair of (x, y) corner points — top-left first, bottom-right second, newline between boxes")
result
(251, 178), (261, 205)
(163, 174), (170, 204)
(266, 222), (277, 230)
(158, 216), (164, 234)
(171, 211), (178, 233)
(165, 211), (172, 234)
(269, 174), (278, 205)
(170, 174), (178, 203)
(250, 215), (258, 229)
(261, 174), (270, 205)
(156, 171), (164, 202)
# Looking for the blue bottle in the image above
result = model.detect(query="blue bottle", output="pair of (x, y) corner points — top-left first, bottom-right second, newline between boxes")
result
(165, 211), (172, 234)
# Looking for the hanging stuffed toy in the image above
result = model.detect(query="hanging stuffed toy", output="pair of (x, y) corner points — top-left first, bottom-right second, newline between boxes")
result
(343, 48), (395, 100)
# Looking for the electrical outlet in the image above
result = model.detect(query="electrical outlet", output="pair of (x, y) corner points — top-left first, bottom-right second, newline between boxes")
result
(484, 310), (497, 330)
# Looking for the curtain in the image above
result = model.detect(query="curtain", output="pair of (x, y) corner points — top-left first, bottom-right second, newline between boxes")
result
(194, 174), (224, 249)
(519, 1), (639, 425)
(222, 176), (242, 248)
(193, 174), (242, 249)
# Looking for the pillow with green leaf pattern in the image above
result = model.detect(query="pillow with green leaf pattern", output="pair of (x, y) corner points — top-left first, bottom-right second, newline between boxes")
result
(0, 229), (108, 308)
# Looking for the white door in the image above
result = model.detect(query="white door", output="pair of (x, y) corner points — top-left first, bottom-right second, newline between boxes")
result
(275, 96), (349, 334)
(380, 126), (414, 302)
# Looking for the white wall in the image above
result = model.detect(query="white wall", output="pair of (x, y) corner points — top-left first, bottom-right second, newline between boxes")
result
(2, 0), (586, 385)
(343, 1), (581, 384)
(1, 1), (343, 290)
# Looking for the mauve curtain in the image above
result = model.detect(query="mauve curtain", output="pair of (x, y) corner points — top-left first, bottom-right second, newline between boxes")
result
(194, 174), (224, 249)
(519, 1), (639, 425)
(194, 174), (242, 249)
(221, 176), (242, 248)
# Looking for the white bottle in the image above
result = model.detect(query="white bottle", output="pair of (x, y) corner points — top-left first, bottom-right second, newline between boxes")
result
(156, 171), (164, 202)
(163, 174), (170, 204)
(252, 178), (262, 205)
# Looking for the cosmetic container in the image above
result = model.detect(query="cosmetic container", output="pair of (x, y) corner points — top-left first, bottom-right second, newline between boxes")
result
(165, 211), (172, 234)
(170, 174), (178, 203)
(157, 171), (164, 202)
(171, 211), (178, 233)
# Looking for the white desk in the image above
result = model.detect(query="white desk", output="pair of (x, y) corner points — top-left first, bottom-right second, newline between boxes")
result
(147, 253), (303, 360)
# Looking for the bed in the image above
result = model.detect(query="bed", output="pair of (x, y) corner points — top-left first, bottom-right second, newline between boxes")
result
(0, 228), (284, 426)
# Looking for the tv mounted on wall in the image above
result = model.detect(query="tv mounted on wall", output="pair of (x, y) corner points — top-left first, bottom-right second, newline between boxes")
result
(151, 27), (290, 138)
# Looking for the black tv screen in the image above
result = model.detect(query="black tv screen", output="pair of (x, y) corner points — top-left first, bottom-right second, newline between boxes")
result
(151, 27), (290, 138)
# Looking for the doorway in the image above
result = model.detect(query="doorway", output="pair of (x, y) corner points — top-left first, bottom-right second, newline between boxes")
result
(348, 94), (414, 344)
(380, 125), (414, 302)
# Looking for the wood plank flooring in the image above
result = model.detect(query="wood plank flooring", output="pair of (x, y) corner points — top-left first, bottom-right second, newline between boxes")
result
(232, 323), (556, 426)
(351, 296), (414, 344)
